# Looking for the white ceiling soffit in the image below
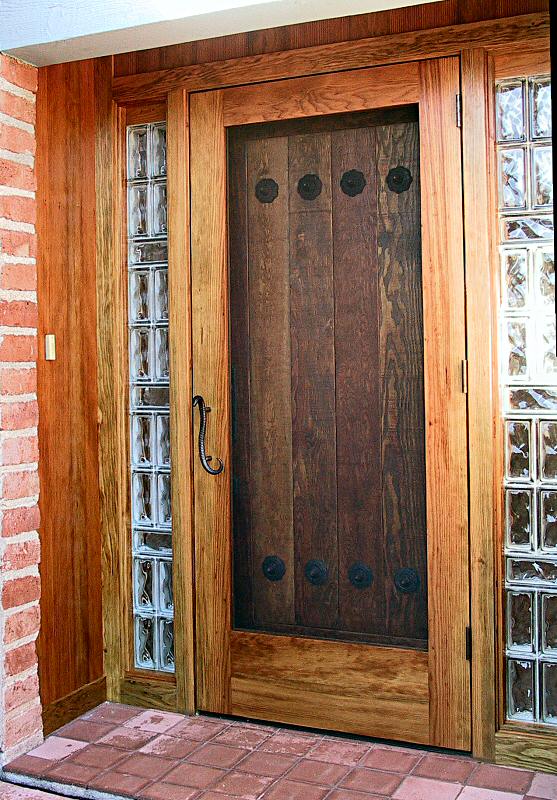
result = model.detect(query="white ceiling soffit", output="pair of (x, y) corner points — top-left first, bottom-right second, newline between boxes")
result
(1, 0), (438, 67)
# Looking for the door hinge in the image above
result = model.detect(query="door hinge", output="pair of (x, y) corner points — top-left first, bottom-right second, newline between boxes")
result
(465, 626), (472, 661)
(456, 93), (462, 128)
(461, 359), (468, 394)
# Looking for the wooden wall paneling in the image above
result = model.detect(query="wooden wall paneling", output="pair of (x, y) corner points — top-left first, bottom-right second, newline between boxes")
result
(189, 90), (231, 712)
(112, 14), (548, 103)
(95, 56), (127, 701)
(461, 47), (497, 762)
(167, 87), (196, 712)
(244, 137), (294, 628)
(36, 59), (105, 721)
(114, 2), (548, 78)
(289, 133), (338, 630)
(375, 120), (428, 643)
(419, 57), (470, 751)
(331, 125), (383, 636)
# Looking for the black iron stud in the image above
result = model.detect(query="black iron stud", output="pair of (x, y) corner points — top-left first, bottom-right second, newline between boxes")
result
(297, 173), (322, 201)
(262, 555), (286, 582)
(394, 567), (420, 594)
(348, 561), (373, 589)
(386, 165), (413, 194)
(304, 559), (328, 586)
(340, 169), (366, 197)
(255, 178), (279, 204)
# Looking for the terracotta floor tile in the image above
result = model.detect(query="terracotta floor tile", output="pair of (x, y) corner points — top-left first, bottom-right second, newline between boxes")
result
(138, 781), (200, 800)
(83, 702), (142, 725)
(310, 740), (370, 766)
(140, 733), (200, 759)
(236, 751), (298, 777)
(458, 788), (524, 800)
(529, 774), (557, 800)
(392, 776), (462, 800)
(3, 756), (55, 778)
(188, 742), (249, 768)
(56, 719), (116, 742)
(200, 793), (248, 800)
(328, 791), (389, 800)
(362, 747), (422, 773)
(414, 755), (476, 783)
(26, 736), (87, 761)
(214, 727), (272, 749)
(286, 758), (351, 786)
(263, 779), (330, 799)
(163, 762), (227, 789)
(260, 731), (320, 757)
(89, 769), (152, 796)
(168, 718), (229, 741)
(341, 768), (404, 795)
(210, 770), (274, 798)
(113, 752), (175, 779)
(67, 743), (127, 769)
(469, 764), (534, 794)
(44, 761), (99, 786)
(99, 725), (156, 749)
(124, 709), (185, 733)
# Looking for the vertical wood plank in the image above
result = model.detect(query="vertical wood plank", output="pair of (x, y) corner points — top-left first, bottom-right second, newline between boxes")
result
(190, 90), (231, 712)
(289, 133), (338, 629)
(331, 126), (384, 635)
(376, 121), (428, 643)
(167, 87), (196, 712)
(95, 55), (126, 701)
(246, 137), (295, 627)
(419, 57), (471, 750)
(461, 47), (497, 761)
(228, 136), (254, 630)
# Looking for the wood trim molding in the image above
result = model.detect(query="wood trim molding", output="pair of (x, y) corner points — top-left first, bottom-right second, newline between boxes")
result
(495, 727), (557, 774)
(167, 87), (196, 713)
(119, 676), (178, 711)
(113, 13), (548, 103)
(42, 677), (107, 736)
(493, 44), (551, 79)
(221, 62), (420, 126)
(95, 55), (126, 701)
(461, 47), (497, 762)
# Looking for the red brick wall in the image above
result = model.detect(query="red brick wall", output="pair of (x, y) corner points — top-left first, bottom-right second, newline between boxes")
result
(0, 52), (42, 764)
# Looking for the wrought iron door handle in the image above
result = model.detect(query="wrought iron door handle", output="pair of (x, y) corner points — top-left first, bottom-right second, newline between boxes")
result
(193, 395), (224, 475)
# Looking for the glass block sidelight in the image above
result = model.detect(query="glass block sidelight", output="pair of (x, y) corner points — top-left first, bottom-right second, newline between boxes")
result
(127, 121), (174, 672)
(498, 75), (555, 726)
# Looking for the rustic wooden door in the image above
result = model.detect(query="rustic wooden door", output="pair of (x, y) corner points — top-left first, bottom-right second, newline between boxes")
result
(190, 58), (471, 750)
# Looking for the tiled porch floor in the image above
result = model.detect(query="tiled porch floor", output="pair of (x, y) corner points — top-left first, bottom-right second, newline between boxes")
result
(2, 704), (556, 800)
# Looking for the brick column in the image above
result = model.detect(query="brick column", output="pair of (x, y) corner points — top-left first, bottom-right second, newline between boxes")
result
(0, 52), (42, 764)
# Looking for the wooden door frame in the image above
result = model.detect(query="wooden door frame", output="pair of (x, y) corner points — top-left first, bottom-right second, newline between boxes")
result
(94, 11), (551, 763)
(190, 57), (471, 751)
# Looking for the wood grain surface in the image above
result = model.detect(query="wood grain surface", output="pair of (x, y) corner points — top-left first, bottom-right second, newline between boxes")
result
(112, 13), (548, 103)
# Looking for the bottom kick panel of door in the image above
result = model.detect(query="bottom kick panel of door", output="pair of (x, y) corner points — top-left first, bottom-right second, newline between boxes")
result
(230, 631), (430, 744)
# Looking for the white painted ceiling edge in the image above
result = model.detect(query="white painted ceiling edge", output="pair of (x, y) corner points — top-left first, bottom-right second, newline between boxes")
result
(1, 0), (438, 67)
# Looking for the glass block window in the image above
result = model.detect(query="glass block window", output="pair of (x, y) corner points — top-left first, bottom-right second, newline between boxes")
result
(497, 75), (555, 725)
(126, 122), (174, 673)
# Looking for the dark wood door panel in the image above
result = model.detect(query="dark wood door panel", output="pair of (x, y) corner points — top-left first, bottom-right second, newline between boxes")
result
(229, 109), (426, 646)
